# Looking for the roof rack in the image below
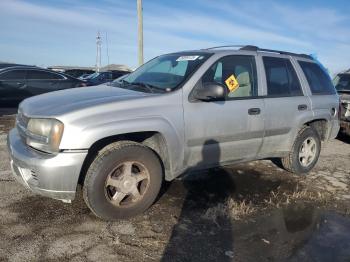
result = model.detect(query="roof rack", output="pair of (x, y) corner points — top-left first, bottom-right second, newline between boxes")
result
(240, 45), (312, 59)
(204, 45), (312, 59)
(204, 45), (245, 50)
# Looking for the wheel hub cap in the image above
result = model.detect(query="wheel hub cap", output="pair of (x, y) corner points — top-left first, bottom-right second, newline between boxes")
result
(122, 178), (135, 192)
(104, 161), (150, 206)
(299, 137), (317, 167)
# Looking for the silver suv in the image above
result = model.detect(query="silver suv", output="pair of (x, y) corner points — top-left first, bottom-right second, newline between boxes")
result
(7, 46), (340, 220)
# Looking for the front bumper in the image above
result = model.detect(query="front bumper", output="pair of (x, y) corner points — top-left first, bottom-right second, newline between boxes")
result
(6, 128), (87, 201)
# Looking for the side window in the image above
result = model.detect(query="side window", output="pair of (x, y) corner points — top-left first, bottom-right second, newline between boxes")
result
(0, 70), (26, 80)
(263, 57), (303, 96)
(201, 55), (258, 98)
(27, 70), (63, 80)
(298, 61), (335, 95)
(112, 72), (122, 79)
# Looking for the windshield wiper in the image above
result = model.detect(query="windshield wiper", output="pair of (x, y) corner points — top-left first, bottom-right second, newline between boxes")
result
(130, 82), (157, 93)
(128, 81), (167, 93)
(113, 79), (166, 93)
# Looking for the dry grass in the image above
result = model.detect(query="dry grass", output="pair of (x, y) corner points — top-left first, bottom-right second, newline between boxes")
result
(202, 199), (256, 222)
(202, 182), (333, 222)
(264, 183), (332, 208)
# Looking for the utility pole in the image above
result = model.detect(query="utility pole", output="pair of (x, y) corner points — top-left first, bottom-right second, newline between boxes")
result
(96, 31), (102, 72)
(137, 0), (144, 66)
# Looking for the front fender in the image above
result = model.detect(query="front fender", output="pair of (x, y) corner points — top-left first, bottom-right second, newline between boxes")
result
(60, 116), (184, 176)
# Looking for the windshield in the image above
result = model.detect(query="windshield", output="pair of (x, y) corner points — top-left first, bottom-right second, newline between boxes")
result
(111, 52), (211, 92)
(85, 72), (100, 79)
(334, 74), (350, 91)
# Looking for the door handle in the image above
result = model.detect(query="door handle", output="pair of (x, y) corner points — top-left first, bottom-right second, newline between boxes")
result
(16, 82), (26, 89)
(298, 104), (307, 111)
(248, 108), (261, 115)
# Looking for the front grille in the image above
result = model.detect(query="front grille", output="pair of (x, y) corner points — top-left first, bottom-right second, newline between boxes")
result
(31, 170), (38, 181)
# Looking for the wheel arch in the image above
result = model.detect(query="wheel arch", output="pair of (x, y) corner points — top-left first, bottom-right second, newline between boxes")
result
(302, 118), (329, 141)
(78, 131), (172, 186)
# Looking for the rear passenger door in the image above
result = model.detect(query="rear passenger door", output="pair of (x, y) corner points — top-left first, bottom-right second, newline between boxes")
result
(297, 60), (339, 137)
(259, 55), (312, 156)
(26, 69), (68, 96)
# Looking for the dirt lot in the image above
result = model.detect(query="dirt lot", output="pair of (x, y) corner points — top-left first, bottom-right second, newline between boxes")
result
(1, 109), (350, 262)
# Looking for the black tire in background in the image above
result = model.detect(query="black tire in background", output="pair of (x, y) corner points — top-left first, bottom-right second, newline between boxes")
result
(83, 141), (163, 220)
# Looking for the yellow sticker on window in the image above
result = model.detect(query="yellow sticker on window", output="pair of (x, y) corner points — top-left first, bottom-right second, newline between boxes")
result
(225, 74), (239, 92)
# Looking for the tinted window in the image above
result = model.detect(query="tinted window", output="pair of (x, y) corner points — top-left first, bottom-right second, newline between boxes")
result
(27, 70), (63, 80)
(263, 57), (302, 96)
(112, 72), (122, 79)
(0, 70), (26, 80)
(201, 55), (258, 98)
(298, 61), (335, 95)
(334, 74), (350, 91)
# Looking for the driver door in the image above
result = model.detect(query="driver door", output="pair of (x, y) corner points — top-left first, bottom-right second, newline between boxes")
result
(183, 55), (265, 168)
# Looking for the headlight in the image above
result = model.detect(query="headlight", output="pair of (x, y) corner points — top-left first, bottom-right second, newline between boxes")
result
(26, 118), (64, 154)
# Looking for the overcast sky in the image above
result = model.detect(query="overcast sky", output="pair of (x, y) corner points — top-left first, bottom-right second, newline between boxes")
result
(0, 0), (349, 74)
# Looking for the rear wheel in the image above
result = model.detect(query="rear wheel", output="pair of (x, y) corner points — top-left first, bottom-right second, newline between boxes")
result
(83, 141), (163, 220)
(281, 126), (321, 174)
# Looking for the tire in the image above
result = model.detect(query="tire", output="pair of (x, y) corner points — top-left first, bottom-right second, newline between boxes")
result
(281, 126), (321, 174)
(83, 141), (163, 220)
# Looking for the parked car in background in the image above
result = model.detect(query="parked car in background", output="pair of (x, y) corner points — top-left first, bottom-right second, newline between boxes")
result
(334, 70), (350, 135)
(109, 73), (130, 85)
(7, 45), (339, 220)
(0, 63), (34, 69)
(64, 69), (95, 78)
(334, 71), (350, 93)
(83, 70), (129, 86)
(78, 73), (93, 80)
(0, 66), (86, 106)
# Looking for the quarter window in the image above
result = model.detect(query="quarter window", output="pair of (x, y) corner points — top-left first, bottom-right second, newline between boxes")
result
(26, 70), (64, 80)
(0, 70), (26, 80)
(298, 61), (335, 95)
(263, 57), (303, 96)
(201, 55), (258, 98)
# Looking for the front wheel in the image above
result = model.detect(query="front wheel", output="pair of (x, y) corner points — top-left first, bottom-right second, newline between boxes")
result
(83, 141), (163, 220)
(281, 126), (321, 174)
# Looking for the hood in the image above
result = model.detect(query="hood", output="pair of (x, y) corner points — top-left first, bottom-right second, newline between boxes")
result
(20, 84), (150, 117)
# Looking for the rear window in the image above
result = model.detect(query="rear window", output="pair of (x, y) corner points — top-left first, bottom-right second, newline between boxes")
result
(0, 69), (26, 80)
(298, 61), (335, 95)
(263, 57), (303, 96)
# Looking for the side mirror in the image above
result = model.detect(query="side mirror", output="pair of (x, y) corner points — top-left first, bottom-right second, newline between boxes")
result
(194, 82), (226, 101)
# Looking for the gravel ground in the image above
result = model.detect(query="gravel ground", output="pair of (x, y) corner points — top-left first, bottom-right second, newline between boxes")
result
(0, 110), (350, 262)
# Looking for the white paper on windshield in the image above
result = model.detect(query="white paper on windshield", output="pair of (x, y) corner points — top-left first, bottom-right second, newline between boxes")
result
(176, 55), (199, 61)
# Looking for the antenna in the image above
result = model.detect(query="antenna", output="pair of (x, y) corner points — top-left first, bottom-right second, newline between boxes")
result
(96, 31), (102, 72)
